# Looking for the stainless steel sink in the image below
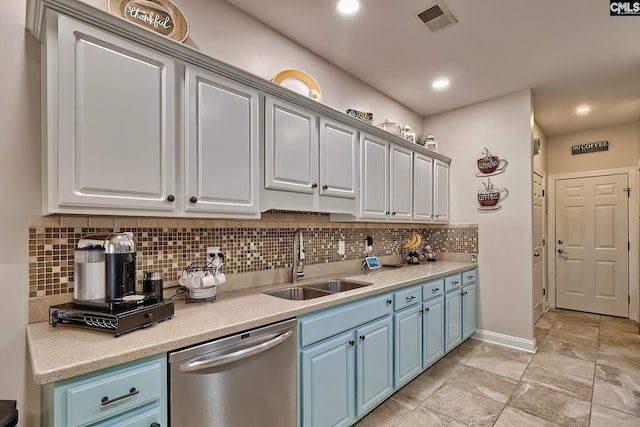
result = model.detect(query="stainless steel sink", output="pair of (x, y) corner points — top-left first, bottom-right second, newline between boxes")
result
(264, 279), (372, 300)
(264, 286), (333, 300)
(306, 279), (372, 293)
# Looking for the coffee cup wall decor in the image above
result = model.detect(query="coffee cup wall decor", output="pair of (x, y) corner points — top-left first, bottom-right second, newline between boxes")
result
(477, 178), (508, 212)
(476, 147), (508, 177)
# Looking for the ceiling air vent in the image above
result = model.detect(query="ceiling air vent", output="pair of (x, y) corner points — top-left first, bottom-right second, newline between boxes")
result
(417, 0), (457, 33)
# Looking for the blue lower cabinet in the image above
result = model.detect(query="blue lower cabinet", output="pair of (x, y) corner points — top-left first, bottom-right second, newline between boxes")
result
(356, 316), (393, 417)
(43, 354), (167, 427)
(301, 331), (356, 427)
(423, 296), (445, 368)
(445, 289), (463, 352)
(393, 305), (422, 388)
(299, 293), (394, 427)
(462, 283), (477, 339)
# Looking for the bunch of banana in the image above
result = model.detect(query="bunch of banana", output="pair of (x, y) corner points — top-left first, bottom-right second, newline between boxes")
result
(402, 232), (422, 250)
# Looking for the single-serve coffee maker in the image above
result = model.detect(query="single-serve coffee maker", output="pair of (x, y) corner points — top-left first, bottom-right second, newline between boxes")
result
(74, 232), (139, 310)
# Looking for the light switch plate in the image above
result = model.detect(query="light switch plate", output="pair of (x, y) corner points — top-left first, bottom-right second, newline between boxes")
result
(338, 240), (345, 255)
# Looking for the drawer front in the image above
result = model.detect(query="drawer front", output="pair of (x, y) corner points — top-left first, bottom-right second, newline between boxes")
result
(300, 293), (393, 347)
(444, 274), (462, 292)
(422, 279), (444, 300)
(94, 405), (162, 427)
(462, 269), (477, 285)
(394, 286), (422, 311)
(66, 360), (163, 426)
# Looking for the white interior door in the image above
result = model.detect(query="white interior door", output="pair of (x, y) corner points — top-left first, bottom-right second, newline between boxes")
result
(555, 174), (629, 317)
(533, 172), (545, 323)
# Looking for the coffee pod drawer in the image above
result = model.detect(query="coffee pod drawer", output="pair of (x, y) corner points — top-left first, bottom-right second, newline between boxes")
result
(462, 269), (477, 285)
(444, 274), (462, 292)
(394, 285), (422, 311)
(422, 279), (444, 300)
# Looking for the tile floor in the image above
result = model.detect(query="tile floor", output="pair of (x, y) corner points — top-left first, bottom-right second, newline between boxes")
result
(354, 309), (640, 427)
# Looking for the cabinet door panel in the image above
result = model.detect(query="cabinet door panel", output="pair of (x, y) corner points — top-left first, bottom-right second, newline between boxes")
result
(359, 134), (389, 219)
(390, 145), (413, 221)
(394, 305), (422, 388)
(320, 118), (357, 199)
(462, 283), (477, 340)
(356, 316), (393, 417)
(301, 332), (355, 427)
(265, 98), (318, 193)
(185, 67), (259, 214)
(423, 296), (445, 368)
(56, 16), (175, 211)
(414, 154), (434, 222)
(445, 290), (463, 352)
(434, 160), (450, 222)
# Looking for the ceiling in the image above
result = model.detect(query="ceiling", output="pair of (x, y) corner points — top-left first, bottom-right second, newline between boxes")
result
(223, 0), (640, 137)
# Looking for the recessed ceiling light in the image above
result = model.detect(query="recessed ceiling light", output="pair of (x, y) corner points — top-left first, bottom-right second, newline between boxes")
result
(337, 0), (360, 14)
(432, 78), (450, 90)
(576, 105), (591, 115)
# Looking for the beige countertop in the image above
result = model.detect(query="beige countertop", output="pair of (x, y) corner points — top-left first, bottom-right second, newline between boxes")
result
(27, 261), (476, 385)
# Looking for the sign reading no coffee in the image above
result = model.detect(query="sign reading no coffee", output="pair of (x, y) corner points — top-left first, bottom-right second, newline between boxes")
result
(571, 141), (609, 155)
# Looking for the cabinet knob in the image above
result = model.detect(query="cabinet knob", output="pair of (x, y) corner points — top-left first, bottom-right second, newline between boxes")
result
(392, 211), (396, 216)
(386, 211), (390, 215)
(425, 307), (430, 312)
(386, 298), (392, 305)
(360, 335), (366, 341)
(166, 195), (175, 202)
(349, 340), (355, 347)
(322, 184), (328, 190)
(189, 196), (198, 203)
(435, 214), (440, 218)
(150, 423), (161, 427)
(311, 183), (318, 189)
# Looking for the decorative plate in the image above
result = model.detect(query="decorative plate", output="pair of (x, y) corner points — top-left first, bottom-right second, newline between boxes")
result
(108, 0), (189, 43)
(272, 69), (322, 102)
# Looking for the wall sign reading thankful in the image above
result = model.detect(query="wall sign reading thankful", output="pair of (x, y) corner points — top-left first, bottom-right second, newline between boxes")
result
(108, 0), (189, 43)
(571, 140), (609, 155)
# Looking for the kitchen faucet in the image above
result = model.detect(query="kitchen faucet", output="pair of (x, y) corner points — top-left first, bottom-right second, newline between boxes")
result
(292, 228), (305, 282)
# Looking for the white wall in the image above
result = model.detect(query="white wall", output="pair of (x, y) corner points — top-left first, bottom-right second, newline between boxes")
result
(547, 122), (639, 175)
(0, 1), (43, 425)
(424, 90), (535, 347)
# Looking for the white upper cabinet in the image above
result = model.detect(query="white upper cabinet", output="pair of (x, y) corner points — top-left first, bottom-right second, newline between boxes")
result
(413, 153), (434, 222)
(51, 14), (176, 213)
(359, 133), (414, 222)
(359, 134), (389, 220)
(265, 97), (318, 194)
(390, 145), (413, 221)
(319, 118), (357, 199)
(184, 66), (259, 216)
(434, 159), (450, 222)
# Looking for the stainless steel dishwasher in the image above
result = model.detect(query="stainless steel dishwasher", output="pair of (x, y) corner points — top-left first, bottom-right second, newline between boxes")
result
(169, 318), (297, 426)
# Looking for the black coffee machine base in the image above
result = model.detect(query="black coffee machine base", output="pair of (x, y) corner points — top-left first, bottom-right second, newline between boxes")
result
(49, 300), (174, 337)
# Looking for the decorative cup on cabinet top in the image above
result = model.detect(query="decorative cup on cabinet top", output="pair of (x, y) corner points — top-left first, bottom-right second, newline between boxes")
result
(478, 187), (509, 206)
(477, 155), (508, 174)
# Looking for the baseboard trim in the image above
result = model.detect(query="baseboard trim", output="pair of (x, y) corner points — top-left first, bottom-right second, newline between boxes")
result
(472, 329), (536, 353)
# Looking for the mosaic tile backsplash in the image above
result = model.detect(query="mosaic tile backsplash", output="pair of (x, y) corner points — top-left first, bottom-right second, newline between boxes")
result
(29, 214), (478, 298)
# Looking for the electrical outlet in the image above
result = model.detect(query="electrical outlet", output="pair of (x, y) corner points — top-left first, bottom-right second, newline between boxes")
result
(207, 246), (220, 258)
(471, 253), (477, 262)
(338, 240), (345, 255)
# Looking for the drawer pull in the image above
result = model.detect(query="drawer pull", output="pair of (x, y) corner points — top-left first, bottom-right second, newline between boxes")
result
(452, 281), (459, 285)
(101, 387), (139, 406)
(386, 299), (392, 305)
(432, 288), (440, 293)
(405, 295), (416, 302)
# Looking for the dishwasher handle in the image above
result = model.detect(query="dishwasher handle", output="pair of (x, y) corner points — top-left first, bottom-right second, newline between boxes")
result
(179, 329), (294, 373)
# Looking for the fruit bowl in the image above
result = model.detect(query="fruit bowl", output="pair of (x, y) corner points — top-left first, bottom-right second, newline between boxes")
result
(401, 232), (425, 264)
